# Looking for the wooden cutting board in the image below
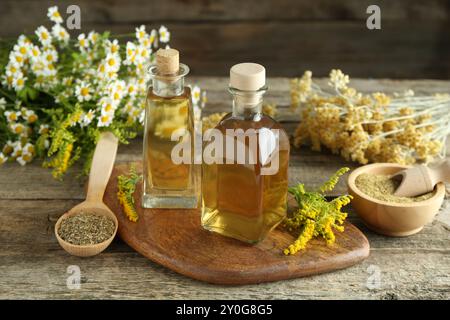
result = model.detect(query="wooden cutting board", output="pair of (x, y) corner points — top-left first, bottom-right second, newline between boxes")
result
(104, 162), (370, 285)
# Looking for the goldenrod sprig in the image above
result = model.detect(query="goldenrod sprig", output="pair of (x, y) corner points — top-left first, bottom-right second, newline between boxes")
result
(283, 167), (352, 255)
(117, 164), (142, 222)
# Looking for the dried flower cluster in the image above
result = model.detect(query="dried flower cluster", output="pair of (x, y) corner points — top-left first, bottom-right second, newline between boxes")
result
(291, 70), (449, 165)
(284, 167), (351, 255)
(0, 6), (205, 178)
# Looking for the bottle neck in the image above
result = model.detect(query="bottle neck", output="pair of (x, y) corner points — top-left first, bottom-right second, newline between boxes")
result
(230, 87), (266, 120)
(152, 76), (184, 97)
(149, 63), (189, 98)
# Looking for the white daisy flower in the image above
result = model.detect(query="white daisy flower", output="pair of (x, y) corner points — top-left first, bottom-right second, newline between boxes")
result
(51, 24), (70, 45)
(23, 109), (38, 123)
(105, 39), (120, 55)
(12, 74), (27, 91)
(10, 122), (26, 135)
(191, 86), (201, 105)
(13, 43), (29, 57)
(4, 110), (19, 122)
(42, 48), (58, 64)
(23, 143), (35, 155)
(99, 97), (117, 114)
(104, 53), (121, 73)
(35, 26), (52, 46)
(97, 112), (114, 127)
(28, 45), (41, 61)
(77, 33), (89, 51)
(0, 152), (7, 165)
(158, 25), (170, 43)
(39, 124), (49, 134)
(9, 51), (26, 66)
(126, 80), (138, 97)
(125, 41), (137, 65)
(81, 109), (95, 127)
(17, 35), (31, 46)
(11, 143), (22, 158)
(47, 6), (63, 24)
(135, 25), (147, 42)
(75, 81), (92, 102)
(88, 31), (100, 45)
(5, 62), (21, 77)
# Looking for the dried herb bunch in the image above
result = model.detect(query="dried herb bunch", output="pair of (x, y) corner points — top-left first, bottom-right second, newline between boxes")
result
(284, 167), (352, 255)
(117, 164), (142, 222)
(291, 70), (450, 165)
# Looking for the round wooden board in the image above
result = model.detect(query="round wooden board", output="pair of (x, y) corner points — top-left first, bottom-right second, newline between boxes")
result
(104, 162), (370, 285)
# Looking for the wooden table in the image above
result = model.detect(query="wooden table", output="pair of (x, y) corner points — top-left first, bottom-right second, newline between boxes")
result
(1, 77), (449, 299)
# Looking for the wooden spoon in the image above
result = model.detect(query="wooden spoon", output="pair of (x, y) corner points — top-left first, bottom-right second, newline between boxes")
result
(393, 160), (450, 197)
(55, 131), (119, 257)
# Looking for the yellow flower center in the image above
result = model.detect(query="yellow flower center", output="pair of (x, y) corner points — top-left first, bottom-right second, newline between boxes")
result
(15, 55), (23, 63)
(108, 58), (116, 66)
(105, 104), (112, 112)
(81, 87), (89, 96)
(113, 92), (120, 100)
(42, 32), (48, 40)
(14, 125), (23, 134)
(53, 12), (61, 18)
(28, 114), (38, 123)
(101, 115), (109, 123)
(79, 39), (86, 47)
(19, 47), (27, 55)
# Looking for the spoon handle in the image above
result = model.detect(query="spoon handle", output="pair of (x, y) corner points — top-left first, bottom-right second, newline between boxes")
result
(429, 160), (450, 185)
(86, 131), (119, 202)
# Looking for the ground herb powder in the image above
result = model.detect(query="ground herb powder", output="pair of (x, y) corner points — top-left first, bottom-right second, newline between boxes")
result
(355, 173), (434, 203)
(58, 212), (115, 245)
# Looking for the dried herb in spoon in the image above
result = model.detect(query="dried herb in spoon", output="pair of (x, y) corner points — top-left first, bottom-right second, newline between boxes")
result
(58, 212), (115, 245)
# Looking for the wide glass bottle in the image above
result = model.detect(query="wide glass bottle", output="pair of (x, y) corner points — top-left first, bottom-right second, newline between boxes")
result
(142, 48), (198, 208)
(201, 63), (290, 243)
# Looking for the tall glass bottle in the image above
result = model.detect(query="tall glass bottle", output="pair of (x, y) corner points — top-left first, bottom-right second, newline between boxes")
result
(142, 48), (198, 208)
(201, 63), (290, 243)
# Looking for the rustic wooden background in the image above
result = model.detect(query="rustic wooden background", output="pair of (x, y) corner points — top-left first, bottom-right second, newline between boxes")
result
(0, 0), (449, 78)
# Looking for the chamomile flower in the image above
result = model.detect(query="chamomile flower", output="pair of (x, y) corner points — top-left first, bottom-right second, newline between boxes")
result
(13, 43), (29, 57)
(81, 109), (95, 127)
(99, 97), (117, 114)
(12, 74), (27, 91)
(51, 24), (70, 45)
(105, 39), (120, 55)
(28, 45), (41, 61)
(126, 80), (138, 97)
(104, 53), (121, 73)
(136, 25), (147, 42)
(97, 112), (114, 127)
(35, 26), (52, 46)
(77, 33), (89, 51)
(4, 110), (19, 122)
(10, 122), (26, 135)
(42, 47), (58, 64)
(16, 152), (33, 166)
(23, 143), (35, 155)
(88, 31), (100, 45)
(158, 25), (170, 43)
(0, 152), (7, 165)
(5, 62), (21, 76)
(75, 81), (92, 102)
(125, 42), (137, 65)
(9, 51), (26, 66)
(191, 86), (201, 105)
(23, 109), (38, 123)
(47, 6), (63, 24)
(10, 143), (22, 158)
(39, 124), (49, 134)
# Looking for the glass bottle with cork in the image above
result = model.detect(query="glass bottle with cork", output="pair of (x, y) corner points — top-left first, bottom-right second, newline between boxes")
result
(201, 63), (290, 243)
(142, 48), (199, 208)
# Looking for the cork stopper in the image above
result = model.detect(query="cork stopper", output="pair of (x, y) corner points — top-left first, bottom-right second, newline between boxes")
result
(156, 48), (179, 75)
(230, 63), (265, 91)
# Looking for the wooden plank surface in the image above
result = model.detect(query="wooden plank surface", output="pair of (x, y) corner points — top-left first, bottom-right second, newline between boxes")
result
(0, 77), (449, 299)
(0, 1), (449, 78)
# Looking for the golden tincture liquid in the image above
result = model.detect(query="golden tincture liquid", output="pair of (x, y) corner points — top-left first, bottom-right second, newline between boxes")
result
(142, 49), (198, 208)
(201, 63), (290, 243)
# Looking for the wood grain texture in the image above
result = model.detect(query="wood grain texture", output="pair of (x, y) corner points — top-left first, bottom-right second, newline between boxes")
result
(0, 77), (449, 299)
(103, 162), (369, 285)
(0, 1), (449, 78)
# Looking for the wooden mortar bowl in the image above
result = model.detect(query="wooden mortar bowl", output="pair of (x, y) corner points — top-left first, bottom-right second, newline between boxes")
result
(347, 163), (445, 237)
